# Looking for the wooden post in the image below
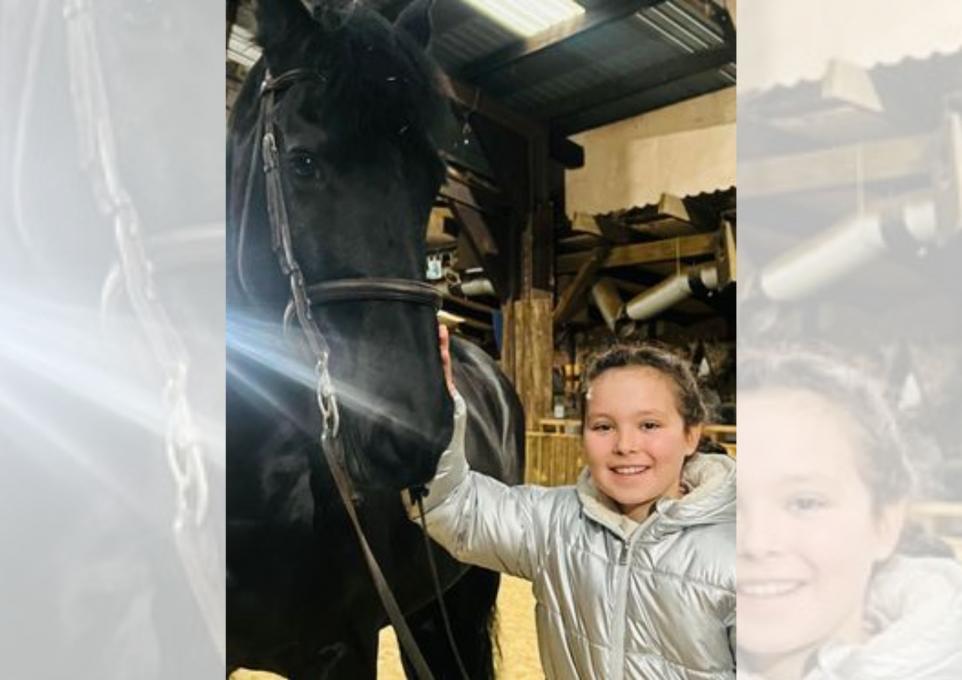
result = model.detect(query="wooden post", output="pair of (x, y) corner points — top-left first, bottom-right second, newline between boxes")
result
(464, 99), (559, 431)
(499, 129), (555, 431)
(505, 292), (554, 430)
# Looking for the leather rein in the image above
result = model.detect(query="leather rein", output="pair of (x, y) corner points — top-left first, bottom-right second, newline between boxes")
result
(251, 66), (463, 680)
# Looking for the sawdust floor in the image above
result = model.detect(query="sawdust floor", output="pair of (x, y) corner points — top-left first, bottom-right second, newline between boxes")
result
(231, 575), (543, 680)
(377, 574), (543, 679)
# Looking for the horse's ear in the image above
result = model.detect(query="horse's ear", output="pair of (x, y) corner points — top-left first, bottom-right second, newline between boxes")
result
(394, 0), (434, 49)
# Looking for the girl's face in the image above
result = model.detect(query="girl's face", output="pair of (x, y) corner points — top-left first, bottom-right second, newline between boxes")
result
(583, 366), (700, 521)
(737, 388), (904, 672)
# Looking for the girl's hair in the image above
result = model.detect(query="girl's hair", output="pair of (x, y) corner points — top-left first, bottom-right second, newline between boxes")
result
(581, 343), (713, 431)
(738, 344), (915, 510)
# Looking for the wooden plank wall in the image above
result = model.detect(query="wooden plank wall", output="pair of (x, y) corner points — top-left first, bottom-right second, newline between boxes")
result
(527, 427), (740, 487)
(502, 293), (554, 431)
(525, 433), (584, 486)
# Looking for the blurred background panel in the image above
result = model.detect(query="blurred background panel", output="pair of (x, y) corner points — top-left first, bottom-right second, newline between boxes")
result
(738, 1), (962, 678)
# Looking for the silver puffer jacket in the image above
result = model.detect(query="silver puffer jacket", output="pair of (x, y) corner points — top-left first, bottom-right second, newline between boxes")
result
(409, 394), (736, 680)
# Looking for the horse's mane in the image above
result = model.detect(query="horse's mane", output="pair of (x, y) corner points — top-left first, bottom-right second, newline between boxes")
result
(250, 0), (453, 181)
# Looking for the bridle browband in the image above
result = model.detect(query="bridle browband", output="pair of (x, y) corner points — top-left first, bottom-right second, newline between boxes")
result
(250, 66), (457, 680)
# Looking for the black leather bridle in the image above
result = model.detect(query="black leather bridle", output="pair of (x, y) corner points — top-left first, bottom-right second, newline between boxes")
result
(248, 66), (460, 680)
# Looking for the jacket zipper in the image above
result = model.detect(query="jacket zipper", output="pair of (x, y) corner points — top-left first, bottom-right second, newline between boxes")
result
(610, 535), (634, 680)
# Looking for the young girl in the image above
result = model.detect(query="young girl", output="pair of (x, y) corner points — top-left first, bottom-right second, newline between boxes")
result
(407, 329), (736, 679)
(737, 345), (962, 680)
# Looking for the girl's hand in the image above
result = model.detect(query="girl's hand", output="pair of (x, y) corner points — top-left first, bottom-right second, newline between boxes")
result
(438, 323), (456, 397)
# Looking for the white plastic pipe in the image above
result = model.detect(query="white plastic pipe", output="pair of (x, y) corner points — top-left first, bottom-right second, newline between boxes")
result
(625, 266), (719, 323)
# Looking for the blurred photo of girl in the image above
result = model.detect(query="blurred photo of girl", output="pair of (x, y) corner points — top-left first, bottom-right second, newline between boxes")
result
(737, 346), (962, 680)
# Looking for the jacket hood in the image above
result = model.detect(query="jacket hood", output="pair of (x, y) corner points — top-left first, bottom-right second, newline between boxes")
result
(577, 452), (736, 540)
(662, 453), (736, 527)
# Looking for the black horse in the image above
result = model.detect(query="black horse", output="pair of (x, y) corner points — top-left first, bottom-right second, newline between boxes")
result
(226, 1), (525, 678)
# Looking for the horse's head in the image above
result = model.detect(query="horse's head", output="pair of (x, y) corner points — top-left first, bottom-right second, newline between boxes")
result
(228, 0), (459, 490)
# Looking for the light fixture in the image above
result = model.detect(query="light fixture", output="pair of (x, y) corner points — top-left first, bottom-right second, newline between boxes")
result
(463, 0), (585, 37)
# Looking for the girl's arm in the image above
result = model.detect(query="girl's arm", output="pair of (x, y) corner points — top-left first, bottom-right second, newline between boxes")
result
(403, 392), (545, 581)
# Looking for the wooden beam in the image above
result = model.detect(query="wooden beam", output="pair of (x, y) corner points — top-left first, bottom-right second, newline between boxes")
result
(558, 233), (604, 251)
(553, 244), (611, 325)
(570, 212), (633, 242)
(438, 311), (492, 333)
(442, 292), (497, 316)
(557, 232), (718, 274)
(457, 0), (666, 82)
(550, 131), (585, 169)
(440, 173), (509, 214)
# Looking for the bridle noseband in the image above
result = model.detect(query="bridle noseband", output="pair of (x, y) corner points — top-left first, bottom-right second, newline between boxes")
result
(251, 66), (455, 680)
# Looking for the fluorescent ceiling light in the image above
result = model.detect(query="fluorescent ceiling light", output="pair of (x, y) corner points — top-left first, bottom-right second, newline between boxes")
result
(463, 0), (585, 37)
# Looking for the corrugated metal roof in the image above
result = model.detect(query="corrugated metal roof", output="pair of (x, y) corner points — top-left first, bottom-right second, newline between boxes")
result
(227, 0), (735, 133)
(445, 0), (734, 131)
(431, 13), (520, 70)
(488, 9), (733, 121)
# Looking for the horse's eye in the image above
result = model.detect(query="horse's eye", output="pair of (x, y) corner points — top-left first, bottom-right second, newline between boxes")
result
(289, 153), (318, 179)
